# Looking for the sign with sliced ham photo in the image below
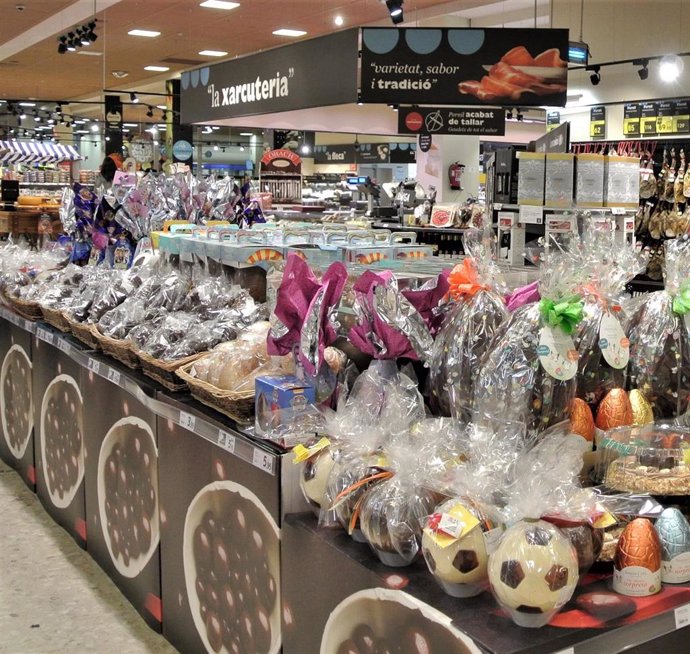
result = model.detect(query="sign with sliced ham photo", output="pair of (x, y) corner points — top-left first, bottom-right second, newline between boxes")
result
(361, 27), (568, 107)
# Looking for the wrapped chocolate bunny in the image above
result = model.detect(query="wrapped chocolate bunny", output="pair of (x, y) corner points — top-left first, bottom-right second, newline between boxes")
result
(473, 251), (586, 433)
(627, 237), (690, 419)
(428, 230), (509, 417)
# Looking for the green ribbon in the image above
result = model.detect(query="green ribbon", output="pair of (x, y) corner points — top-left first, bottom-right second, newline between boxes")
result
(672, 279), (690, 316)
(539, 295), (584, 335)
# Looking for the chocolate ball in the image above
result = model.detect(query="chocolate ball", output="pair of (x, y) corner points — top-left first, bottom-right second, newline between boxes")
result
(575, 592), (636, 622)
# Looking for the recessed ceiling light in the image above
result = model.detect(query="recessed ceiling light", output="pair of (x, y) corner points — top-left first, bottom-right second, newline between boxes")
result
(240, 132), (253, 136)
(123, 123), (138, 127)
(200, 1), (240, 9)
(77, 50), (103, 56)
(128, 29), (161, 38)
(156, 105), (167, 110)
(272, 28), (306, 37)
(144, 65), (170, 72)
(199, 50), (228, 57)
(334, 15), (344, 26)
(19, 102), (36, 107)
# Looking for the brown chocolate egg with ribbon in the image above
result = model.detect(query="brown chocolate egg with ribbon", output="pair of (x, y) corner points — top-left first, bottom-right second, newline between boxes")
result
(628, 389), (654, 426)
(570, 398), (595, 442)
(613, 518), (661, 596)
(595, 388), (633, 431)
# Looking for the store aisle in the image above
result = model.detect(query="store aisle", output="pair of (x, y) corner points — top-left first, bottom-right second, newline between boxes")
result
(0, 461), (177, 654)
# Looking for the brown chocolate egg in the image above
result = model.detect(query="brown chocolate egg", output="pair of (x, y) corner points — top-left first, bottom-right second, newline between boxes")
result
(628, 389), (654, 426)
(570, 398), (595, 442)
(614, 518), (661, 573)
(595, 389), (633, 431)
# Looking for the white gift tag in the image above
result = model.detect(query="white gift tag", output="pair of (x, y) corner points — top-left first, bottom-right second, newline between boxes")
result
(599, 311), (629, 369)
(538, 326), (578, 381)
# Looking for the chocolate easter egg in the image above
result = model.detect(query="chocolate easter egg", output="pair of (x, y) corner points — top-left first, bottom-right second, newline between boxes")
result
(613, 518), (661, 596)
(570, 398), (595, 442)
(655, 508), (690, 583)
(595, 389), (633, 431)
(628, 389), (654, 426)
(561, 524), (603, 576)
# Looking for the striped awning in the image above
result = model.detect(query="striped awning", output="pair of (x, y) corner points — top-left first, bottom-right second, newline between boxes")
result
(0, 140), (82, 165)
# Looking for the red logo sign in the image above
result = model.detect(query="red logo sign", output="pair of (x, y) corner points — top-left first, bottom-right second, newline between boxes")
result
(260, 148), (302, 166)
(404, 111), (424, 132)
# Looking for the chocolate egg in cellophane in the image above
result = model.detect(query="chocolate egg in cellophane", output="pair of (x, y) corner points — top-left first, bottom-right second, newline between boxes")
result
(488, 520), (579, 628)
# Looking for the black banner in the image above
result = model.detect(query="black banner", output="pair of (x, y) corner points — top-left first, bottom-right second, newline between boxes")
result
(398, 106), (505, 135)
(357, 143), (391, 164)
(180, 29), (358, 122)
(104, 94), (123, 157)
(640, 102), (658, 135)
(535, 121), (569, 153)
(623, 103), (641, 137)
(313, 144), (356, 164)
(419, 134), (432, 152)
(312, 143), (414, 165)
(389, 143), (416, 164)
(675, 100), (690, 134)
(360, 27), (568, 107)
(590, 105), (606, 139)
(166, 79), (194, 165)
(546, 110), (560, 132)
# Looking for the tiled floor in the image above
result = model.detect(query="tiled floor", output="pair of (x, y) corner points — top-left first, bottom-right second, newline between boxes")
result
(0, 460), (177, 654)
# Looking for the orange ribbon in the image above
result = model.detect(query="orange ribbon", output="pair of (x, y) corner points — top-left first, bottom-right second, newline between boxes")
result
(448, 258), (487, 300)
(580, 282), (608, 310)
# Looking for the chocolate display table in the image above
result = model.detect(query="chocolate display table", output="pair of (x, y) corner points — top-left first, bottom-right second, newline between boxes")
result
(283, 513), (690, 654)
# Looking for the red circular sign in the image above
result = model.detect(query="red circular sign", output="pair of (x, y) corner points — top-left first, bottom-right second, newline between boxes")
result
(405, 111), (424, 132)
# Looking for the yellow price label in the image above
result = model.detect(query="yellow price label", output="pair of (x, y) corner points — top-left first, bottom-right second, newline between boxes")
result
(423, 503), (481, 549)
(293, 437), (331, 463)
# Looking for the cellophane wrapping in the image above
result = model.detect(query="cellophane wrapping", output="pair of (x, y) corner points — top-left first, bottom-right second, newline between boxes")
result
(428, 230), (509, 417)
(627, 238), (690, 418)
(473, 252), (585, 434)
(574, 221), (647, 404)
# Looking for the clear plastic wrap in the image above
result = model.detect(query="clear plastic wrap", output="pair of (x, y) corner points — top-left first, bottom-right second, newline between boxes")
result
(473, 252), (586, 434)
(627, 238), (690, 419)
(428, 231), (509, 417)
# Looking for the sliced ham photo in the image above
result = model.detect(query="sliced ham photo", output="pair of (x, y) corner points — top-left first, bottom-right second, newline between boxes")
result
(459, 46), (567, 102)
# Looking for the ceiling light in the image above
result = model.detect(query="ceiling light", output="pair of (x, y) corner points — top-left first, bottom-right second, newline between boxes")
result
(145, 65), (170, 72)
(506, 108), (514, 120)
(91, 124), (99, 132)
(146, 106), (154, 117)
(161, 111), (168, 121)
(129, 29), (161, 37)
(199, 50), (228, 57)
(200, 0), (240, 9)
(214, 145), (219, 151)
(240, 145), (245, 151)
(130, 92), (139, 103)
(123, 123), (138, 127)
(156, 104), (167, 110)
(516, 109), (524, 122)
(334, 15), (344, 26)
(273, 28), (307, 37)
(67, 40), (77, 52)
(240, 132), (253, 136)
(659, 55), (683, 82)
(122, 128), (130, 133)
(634, 58), (649, 80)
(385, 0), (404, 24)
(76, 50), (103, 56)
(300, 145), (310, 154)
(57, 36), (68, 54)
(587, 65), (601, 86)
(19, 112), (26, 120)
(567, 41), (589, 65)
(19, 102), (35, 107)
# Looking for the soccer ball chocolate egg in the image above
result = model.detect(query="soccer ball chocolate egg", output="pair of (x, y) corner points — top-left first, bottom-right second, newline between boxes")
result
(422, 497), (502, 597)
(488, 520), (578, 628)
(299, 447), (337, 515)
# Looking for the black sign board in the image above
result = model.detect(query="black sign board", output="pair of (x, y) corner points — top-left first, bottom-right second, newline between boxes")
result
(419, 134), (433, 152)
(675, 100), (690, 134)
(313, 144), (356, 164)
(535, 121), (570, 153)
(398, 106), (505, 136)
(180, 29), (358, 122)
(546, 110), (560, 132)
(389, 142), (417, 164)
(357, 143), (391, 164)
(623, 103), (641, 137)
(590, 105), (606, 139)
(657, 101), (675, 134)
(361, 27), (568, 107)
(640, 102), (658, 135)
(104, 94), (123, 157)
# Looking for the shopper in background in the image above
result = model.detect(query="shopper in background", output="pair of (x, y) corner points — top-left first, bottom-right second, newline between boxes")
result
(96, 155), (118, 190)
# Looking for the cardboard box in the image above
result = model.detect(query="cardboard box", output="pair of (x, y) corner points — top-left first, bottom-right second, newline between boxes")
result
(575, 154), (606, 208)
(255, 375), (316, 438)
(82, 352), (163, 631)
(33, 327), (89, 548)
(517, 152), (545, 206)
(605, 156), (640, 208)
(0, 313), (36, 490)
(545, 153), (575, 208)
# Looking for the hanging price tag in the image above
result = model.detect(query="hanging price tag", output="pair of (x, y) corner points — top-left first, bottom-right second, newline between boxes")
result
(675, 603), (690, 630)
(252, 448), (275, 474)
(217, 430), (236, 453)
(106, 367), (121, 386)
(178, 411), (196, 432)
(88, 358), (101, 375)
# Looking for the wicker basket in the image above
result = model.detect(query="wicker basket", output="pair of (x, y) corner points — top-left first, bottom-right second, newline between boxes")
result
(40, 306), (71, 332)
(176, 358), (255, 425)
(93, 330), (140, 369)
(67, 318), (101, 351)
(7, 296), (43, 321)
(136, 349), (203, 391)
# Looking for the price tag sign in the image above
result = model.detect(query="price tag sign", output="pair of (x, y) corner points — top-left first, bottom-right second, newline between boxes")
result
(36, 327), (53, 344)
(252, 448), (275, 475)
(675, 603), (690, 630)
(610, 207), (627, 215)
(107, 367), (121, 386)
(87, 358), (101, 375)
(217, 430), (236, 453)
(519, 205), (543, 225)
(179, 411), (196, 432)
(57, 338), (71, 354)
